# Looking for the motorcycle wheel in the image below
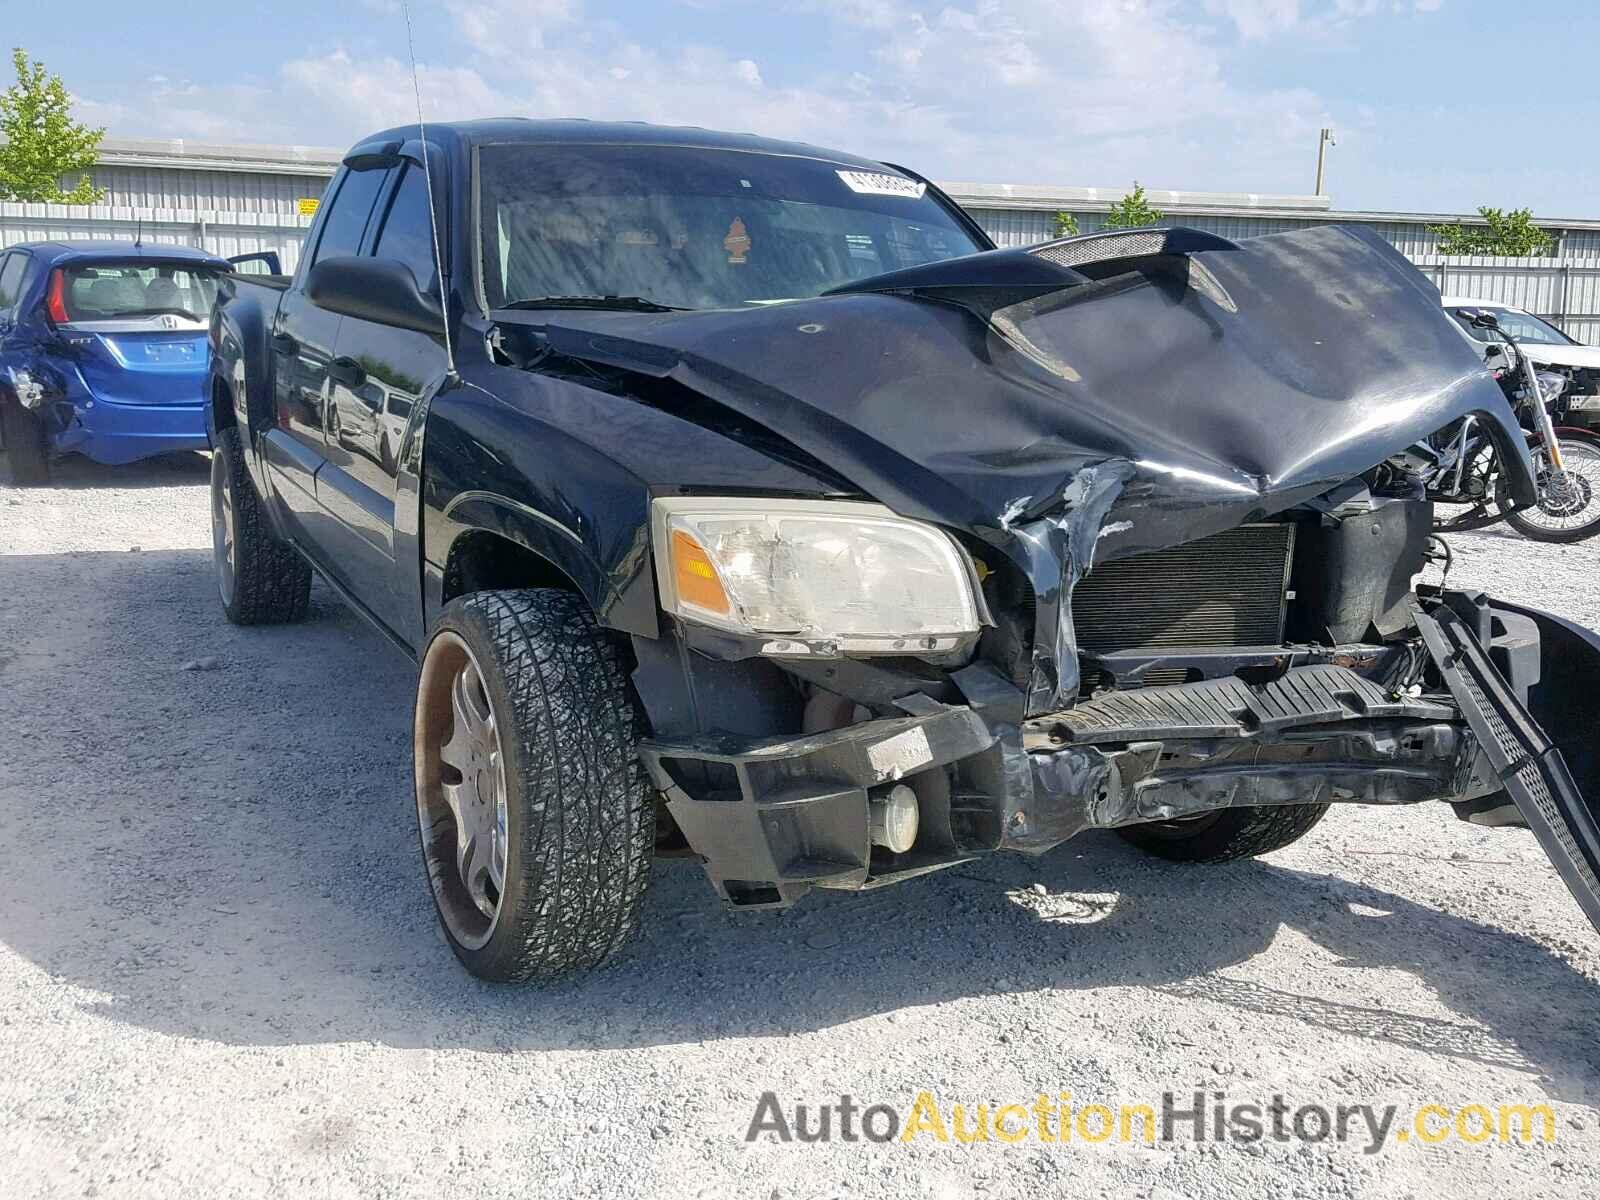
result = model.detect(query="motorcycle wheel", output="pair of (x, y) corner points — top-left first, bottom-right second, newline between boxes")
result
(1499, 429), (1600, 543)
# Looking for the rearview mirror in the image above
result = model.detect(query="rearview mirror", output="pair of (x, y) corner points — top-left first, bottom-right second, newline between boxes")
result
(1470, 310), (1500, 331)
(306, 257), (445, 338)
(1484, 343), (1503, 357)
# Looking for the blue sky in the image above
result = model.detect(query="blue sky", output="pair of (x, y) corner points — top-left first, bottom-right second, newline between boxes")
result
(10, 0), (1600, 215)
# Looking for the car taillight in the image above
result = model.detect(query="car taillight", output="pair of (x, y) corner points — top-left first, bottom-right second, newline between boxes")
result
(44, 268), (69, 324)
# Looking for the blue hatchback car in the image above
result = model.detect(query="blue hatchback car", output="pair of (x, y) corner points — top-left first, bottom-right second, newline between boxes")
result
(0, 241), (272, 483)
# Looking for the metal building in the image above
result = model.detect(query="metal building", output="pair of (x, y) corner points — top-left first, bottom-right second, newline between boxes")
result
(945, 181), (1600, 342)
(6, 138), (1598, 340)
(0, 137), (337, 272)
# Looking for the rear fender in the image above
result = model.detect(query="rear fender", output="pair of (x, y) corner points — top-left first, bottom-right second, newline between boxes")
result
(0, 335), (73, 441)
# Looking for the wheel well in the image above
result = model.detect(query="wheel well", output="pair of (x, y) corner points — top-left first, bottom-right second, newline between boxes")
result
(211, 378), (237, 432)
(442, 529), (582, 604)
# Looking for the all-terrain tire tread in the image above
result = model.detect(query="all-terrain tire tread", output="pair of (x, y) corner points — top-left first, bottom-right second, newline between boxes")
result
(1118, 803), (1330, 863)
(215, 426), (312, 625)
(442, 589), (653, 982)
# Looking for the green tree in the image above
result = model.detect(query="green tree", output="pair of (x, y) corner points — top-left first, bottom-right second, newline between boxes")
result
(1103, 182), (1164, 229)
(1428, 207), (1553, 256)
(1053, 211), (1081, 237)
(0, 48), (105, 205)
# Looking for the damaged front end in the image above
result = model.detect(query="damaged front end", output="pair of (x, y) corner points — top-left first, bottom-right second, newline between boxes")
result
(516, 223), (1600, 932)
(639, 530), (1600, 936)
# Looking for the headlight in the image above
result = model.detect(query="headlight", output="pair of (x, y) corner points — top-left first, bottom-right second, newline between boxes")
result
(1536, 370), (1569, 401)
(652, 497), (981, 655)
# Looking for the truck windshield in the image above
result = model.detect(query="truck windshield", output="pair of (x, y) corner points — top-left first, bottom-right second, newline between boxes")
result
(56, 261), (222, 323)
(477, 143), (984, 311)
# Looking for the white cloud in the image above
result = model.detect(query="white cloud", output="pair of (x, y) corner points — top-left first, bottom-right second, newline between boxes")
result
(449, 0), (584, 57)
(279, 50), (507, 131)
(1206, 0), (1302, 39)
(1207, 0), (1444, 38)
(70, 0), (1446, 196)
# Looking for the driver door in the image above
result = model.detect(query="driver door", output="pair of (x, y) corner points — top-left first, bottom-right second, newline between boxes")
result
(262, 164), (391, 553)
(319, 160), (451, 644)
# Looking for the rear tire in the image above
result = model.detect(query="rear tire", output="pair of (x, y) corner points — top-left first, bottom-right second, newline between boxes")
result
(414, 589), (655, 983)
(0, 399), (50, 486)
(211, 425), (312, 625)
(1117, 804), (1329, 863)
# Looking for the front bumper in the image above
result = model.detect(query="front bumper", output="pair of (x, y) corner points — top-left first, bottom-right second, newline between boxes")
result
(641, 590), (1600, 928)
(1563, 398), (1600, 429)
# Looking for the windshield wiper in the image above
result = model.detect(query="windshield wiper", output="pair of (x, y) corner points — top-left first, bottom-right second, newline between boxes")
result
(499, 295), (688, 313)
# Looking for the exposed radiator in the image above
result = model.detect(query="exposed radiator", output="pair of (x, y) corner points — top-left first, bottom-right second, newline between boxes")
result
(1071, 523), (1295, 655)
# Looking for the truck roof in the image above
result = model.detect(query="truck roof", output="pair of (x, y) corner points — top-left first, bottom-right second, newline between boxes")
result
(352, 117), (907, 174)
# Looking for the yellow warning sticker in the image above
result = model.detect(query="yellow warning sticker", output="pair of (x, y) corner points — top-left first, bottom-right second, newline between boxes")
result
(297, 197), (320, 218)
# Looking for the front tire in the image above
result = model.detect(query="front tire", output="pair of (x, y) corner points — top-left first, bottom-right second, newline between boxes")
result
(1499, 430), (1600, 543)
(210, 425), (312, 624)
(414, 589), (655, 983)
(0, 399), (50, 486)
(1118, 804), (1329, 863)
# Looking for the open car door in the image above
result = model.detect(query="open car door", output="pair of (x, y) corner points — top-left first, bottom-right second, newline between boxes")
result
(227, 252), (283, 277)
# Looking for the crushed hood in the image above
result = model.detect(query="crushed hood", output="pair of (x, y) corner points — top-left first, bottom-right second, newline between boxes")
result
(527, 223), (1525, 562)
(515, 222), (1532, 710)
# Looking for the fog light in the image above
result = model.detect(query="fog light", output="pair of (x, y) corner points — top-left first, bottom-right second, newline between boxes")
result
(869, 784), (919, 853)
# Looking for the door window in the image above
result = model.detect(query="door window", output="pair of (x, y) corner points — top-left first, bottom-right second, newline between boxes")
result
(372, 165), (441, 294)
(310, 168), (391, 267)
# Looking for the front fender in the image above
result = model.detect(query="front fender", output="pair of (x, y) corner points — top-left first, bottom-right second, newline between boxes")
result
(438, 491), (657, 636)
(421, 378), (662, 638)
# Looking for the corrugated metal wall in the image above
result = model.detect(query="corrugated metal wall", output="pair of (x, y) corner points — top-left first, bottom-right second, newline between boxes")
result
(0, 164), (329, 271)
(7, 153), (1600, 341)
(90, 164), (330, 217)
(968, 207), (1581, 261)
(968, 206), (1600, 341)
(1411, 257), (1600, 344)
(973, 207), (1335, 247)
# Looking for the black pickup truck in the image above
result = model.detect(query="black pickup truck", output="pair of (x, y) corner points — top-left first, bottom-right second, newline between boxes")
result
(209, 118), (1600, 983)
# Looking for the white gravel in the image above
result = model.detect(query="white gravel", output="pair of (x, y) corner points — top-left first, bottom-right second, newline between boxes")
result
(3, 453), (1599, 1199)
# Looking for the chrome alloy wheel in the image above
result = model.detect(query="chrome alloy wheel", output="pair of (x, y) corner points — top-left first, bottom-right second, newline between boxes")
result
(415, 633), (511, 948)
(1524, 439), (1600, 533)
(210, 449), (236, 607)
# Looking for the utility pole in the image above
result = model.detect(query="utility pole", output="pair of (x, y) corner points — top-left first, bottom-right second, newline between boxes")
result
(1314, 127), (1336, 196)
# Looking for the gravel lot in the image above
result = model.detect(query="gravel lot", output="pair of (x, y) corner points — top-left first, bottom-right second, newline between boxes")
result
(3, 453), (1598, 1199)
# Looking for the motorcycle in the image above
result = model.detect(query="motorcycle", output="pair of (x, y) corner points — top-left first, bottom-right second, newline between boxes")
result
(1425, 310), (1600, 542)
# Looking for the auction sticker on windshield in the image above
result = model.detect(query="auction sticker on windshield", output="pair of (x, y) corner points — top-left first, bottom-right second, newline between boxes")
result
(836, 170), (926, 198)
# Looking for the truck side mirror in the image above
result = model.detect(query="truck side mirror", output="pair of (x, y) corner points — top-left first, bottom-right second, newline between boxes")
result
(306, 257), (446, 338)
